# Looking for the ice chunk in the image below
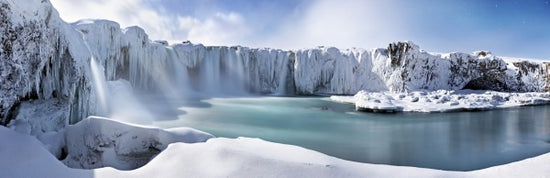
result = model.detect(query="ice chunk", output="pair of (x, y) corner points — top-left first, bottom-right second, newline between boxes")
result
(332, 90), (550, 112)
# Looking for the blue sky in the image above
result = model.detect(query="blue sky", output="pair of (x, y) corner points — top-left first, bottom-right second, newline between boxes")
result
(51, 0), (550, 59)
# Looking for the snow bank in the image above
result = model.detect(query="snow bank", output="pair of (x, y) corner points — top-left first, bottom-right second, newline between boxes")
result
(1, 124), (549, 178)
(60, 116), (214, 170)
(0, 126), (87, 178)
(8, 116), (213, 170)
(331, 90), (550, 112)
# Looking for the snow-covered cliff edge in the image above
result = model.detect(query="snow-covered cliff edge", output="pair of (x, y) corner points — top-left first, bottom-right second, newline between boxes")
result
(73, 22), (550, 96)
(0, 0), (97, 127)
(1, 0), (549, 125)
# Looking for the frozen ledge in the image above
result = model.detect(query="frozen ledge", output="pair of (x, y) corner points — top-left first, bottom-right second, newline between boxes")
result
(1, 120), (549, 177)
(40, 116), (214, 170)
(331, 90), (550, 113)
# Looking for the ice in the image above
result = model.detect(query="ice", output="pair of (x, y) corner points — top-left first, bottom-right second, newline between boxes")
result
(332, 90), (550, 112)
(0, 0), (98, 125)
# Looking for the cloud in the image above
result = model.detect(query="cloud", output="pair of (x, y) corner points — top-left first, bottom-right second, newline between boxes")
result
(177, 12), (250, 46)
(47, 0), (550, 59)
(264, 0), (411, 50)
(50, 0), (405, 49)
(50, 0), (251, 45)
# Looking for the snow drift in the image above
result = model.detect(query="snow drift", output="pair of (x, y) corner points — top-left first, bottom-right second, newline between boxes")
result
(32, 116), (213, 170)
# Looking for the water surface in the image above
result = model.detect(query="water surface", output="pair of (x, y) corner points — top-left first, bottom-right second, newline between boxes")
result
(146, 97), (550, 171)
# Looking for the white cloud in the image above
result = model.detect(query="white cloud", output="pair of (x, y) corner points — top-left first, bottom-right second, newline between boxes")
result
(50, 0), (251, 46)
(48, 0), (550, 59)
(264, 0), (411, 50)
(178, 12), (250, 46)
(49, 0), (420, 50)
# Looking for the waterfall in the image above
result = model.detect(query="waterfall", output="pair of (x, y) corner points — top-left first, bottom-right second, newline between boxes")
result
(275, 52), (291, 95)
(90, 57), (109, 115)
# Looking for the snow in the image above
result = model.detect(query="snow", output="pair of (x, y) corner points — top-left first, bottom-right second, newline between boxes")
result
(1, 120), (550, 178)
(331, 90), (550, 112)
(61, 116), (213, 170)
(7, 98), (69, 136)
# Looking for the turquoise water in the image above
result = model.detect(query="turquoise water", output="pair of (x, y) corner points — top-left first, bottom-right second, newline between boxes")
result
(147, 96), (550, 171)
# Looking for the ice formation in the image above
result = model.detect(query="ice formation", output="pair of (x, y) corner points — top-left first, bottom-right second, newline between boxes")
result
(0, 0), (96, 127)
(331, 90), (550, 112)
(72, 18), (550, 97)
(43, 116), (213, 170)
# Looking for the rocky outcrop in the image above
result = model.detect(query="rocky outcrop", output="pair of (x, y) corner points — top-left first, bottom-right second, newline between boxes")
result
(0, 0), (94, 126)
(60, 116), (213, 170)
(382, 42), (547, 92)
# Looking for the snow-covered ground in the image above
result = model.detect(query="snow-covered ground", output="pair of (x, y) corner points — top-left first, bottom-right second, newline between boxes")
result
(331, 90), (550, 112)
(1, 117), (549, 178)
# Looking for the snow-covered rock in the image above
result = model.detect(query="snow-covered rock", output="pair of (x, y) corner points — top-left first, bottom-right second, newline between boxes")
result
(331, 90), (550, 112)
(0, 0), (97, 126)
(60, 116), (213, 170)
(9, 114), (214, 170)
(7, 98), (69, 136)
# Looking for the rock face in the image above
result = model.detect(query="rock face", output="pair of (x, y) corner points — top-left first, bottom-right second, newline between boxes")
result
(0, 0), (95, 126)
(0, 1), (549, 125)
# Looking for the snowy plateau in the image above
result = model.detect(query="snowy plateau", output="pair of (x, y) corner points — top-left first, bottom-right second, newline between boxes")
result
(0, 0), (549, 177)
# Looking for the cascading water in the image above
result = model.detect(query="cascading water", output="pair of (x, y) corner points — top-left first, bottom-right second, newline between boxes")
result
(202, 48), (222, 95)
(275, 52), (291, 95)
(90, 57), (109, 115)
